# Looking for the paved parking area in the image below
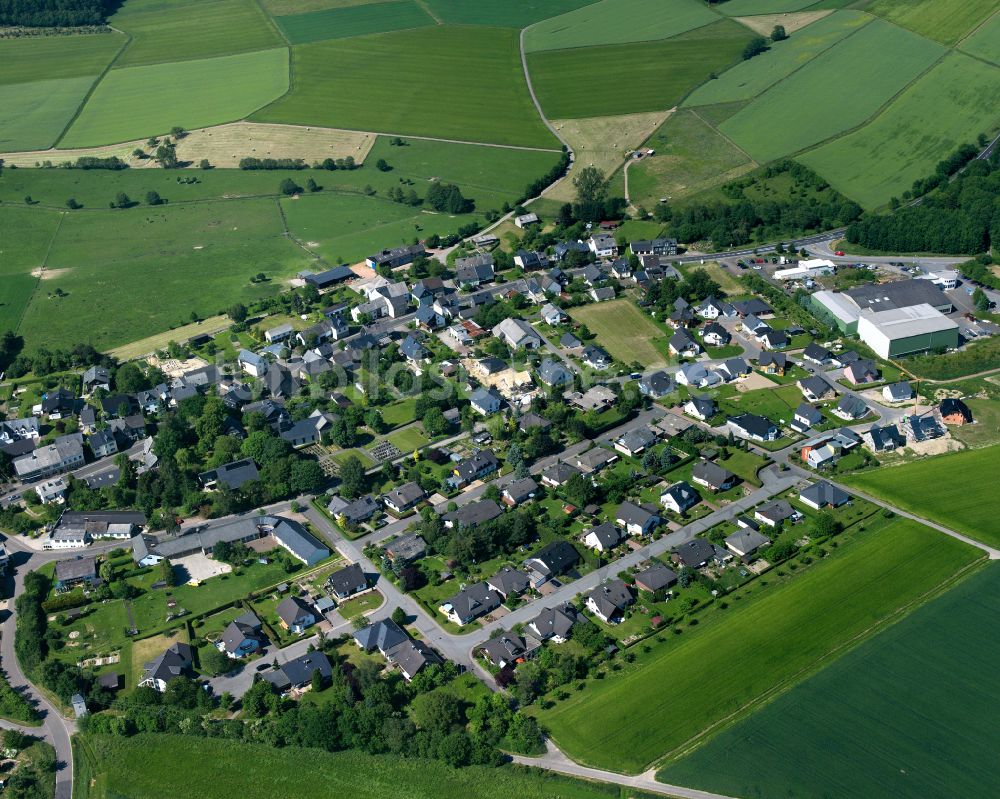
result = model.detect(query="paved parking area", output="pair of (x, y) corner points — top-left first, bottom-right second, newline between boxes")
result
(174, 553), (231, 582)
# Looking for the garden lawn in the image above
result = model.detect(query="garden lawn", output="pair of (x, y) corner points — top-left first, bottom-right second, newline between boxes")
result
(569, 299), (671, 368)
(255, 27), (556, 148)
(960, 8), (1000, 64)
(683, 10), (871, 107)
(658, 561), (1000, 799)
(61, 49), (289, 148)
(275, 0), (435, 44)
(716, 448), (767, 486)
(528, 20), (754, 119)
(524, 0), (720, 52)
(16, 198), (311, 352)
(720, 383), (801, 423)
(75, 733), (656, 799)
(720, 19), (945, 163)
(536, 518), (981, 772)
(868, 0), (997, 46)
(797, 53), (1000, 209)
(386, 425), (430, 452)
(110, 0), (284, 66)
(421, 0), (595, 28)
(842, 445), (1000, 547)
(381, 397), (419, 427)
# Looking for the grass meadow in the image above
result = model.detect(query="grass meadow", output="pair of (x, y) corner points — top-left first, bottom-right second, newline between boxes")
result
(111, 0), (284, 66)
(533, 517), (982, 773)
(658, 561), (1000, 799)
(714, 0), (823, 13)
(255, 26), (556, 148)
(421, 0), (595, 28)
(959, 8), (1000, 64)
(0, 77), (101, 152)
(798, 53), (1000, 208)
(842, 444), (1000, 547)
(275, 0), (435, 43)
(528, 20), (753, 119)
(868, 0), (998, 45)
(74, 734), (641, 799)
(720, 18), (945, 163)
(523, 0), (720, 52)
(569, 299), (671, 367)
(62, 48), (289, 147)
(682, 10), (871, 107)
(0, 33), (125, 85)
(0, 206), (63, 333)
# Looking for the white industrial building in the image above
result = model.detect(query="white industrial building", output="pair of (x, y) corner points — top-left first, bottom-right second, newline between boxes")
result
(857, 303), (960, 359)
(774, 259), (835, 281)
(919, 270), (959, 290)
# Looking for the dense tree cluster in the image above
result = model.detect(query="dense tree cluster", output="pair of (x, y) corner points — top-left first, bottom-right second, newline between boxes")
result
(426, 182), (472, 214)
(0, 0), (118, 26)
(238, 158), (308, 170)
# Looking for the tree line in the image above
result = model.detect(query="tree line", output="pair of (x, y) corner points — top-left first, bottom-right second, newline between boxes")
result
(0, 0), (119, 26)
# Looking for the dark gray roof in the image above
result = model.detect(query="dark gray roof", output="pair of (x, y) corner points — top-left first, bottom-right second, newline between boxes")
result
(692, 460), (736, 489)
(587, 579), (633, 619)
(529, 604), (576, 640)
(487, 567), (530, 597)
(354, 618), (408, 654)
(725, 528), (771, 555)
(55, 556), (97, 582)
(442, 499), (502, 528)
(385, 533), (426, 561)
(327, 563), (367, 597)
(757, 499), (795, 523)
(800, 481), (850, 507)
(276, 595), (314, 627)
(503, 477), (538, 503)
(143, 642), (192, 685)
(479, 634), (527, 665)
(586, 521), (623, 549)
(444, 582), (501, 622)
(524, 540), (579, 578)
(846, 279), (949, 312)
(383, 481), (425, 508)
(277, 651), (332, 688)
(616, 500), (658, 527)
(799, 375), (832, 398)
(672, 537), (715, 567)
(199, 458), (259, 490)
(542, 461), (580, 485)
(660, 481), (700, 511)
(634, 564), (677, 592)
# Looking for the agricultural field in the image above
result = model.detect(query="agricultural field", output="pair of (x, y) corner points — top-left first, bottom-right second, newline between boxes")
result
(960, 9), (1000, 64)
(0, 206), (63, 333)
(274, 0), (435, 44)
(528, 20), (754, 119)
(682, 10), (871, 107)
(255, 26), (556, 148)
(421, 0), (595, 28)
(569, 300), (672, 368)
(842, 445), (1000, 548)
(658, 562), (1000, 799)
(714, 0), (827, 13)
(523, 0), (720, 52)
(75, 734), (650, 799)
(626, 109), (754, 206)
(61, 49), (290, 148)
(868, 0), (997, 45)
(533, 517), (981, 773)
(798, 53), (1000, 208)
(719, 19), (945, 163)
(0, 33), (126, 85)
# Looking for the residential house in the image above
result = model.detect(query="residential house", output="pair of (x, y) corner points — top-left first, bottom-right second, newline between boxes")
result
(198, 458), (259, 491)
(469, 387), (504, 416)
(479, 634), (530, 669)
(82, 366), (111, 393)
(940, 398), (973, 425)
(669, 328), (700, 358)
(38, 387), (78, 419)
(517, 412), (551, 434)
(588, 233), (618, 258)
(541, 462), (581, 489)
(449, 449), (499, 487)
(560, 331), (583, 349)
(570, 447), (618, 474)
(609, 258), (632, 280)
(88, 429), (118, 459)
(792, 403), (824, 433)
(139, 642), (193, 692)
(569, 385), (616, 412)
(799, 481), (850, 510)
(684, 396), (716, 421)
(717, 357), (750, 382)
(35, 477), (68, 505)
(701, 322), (730, 346)
(671, 537), (716, 569)
(487, 567), (530, 600)
(589, 286), (616, 303)
(328, 495), (380, 526)
(798, 375), (835, 402)
(384, 533), (426, 563)
(365, 243), (424, 270)
(615, 501), (659, 536)
(639, 371), (674, 399)
(553, 240), (590, 262)
(862, 423), (905, 453)
(54, 556), (98, 590)
(514, 249), (546, 269)
(728, 413), (779, 442)
(759, 328), (790, 350)
(537, 359), (574, 387)
(514, 212), (539, 229)
(382, 482), (425, 514)
(539, 303), (565, 326)
(502, 477), (538, 507)
(676, 362), (722, 389)
(327, 563), (368, 600)
(725, 529), (771, 559)
(528, 604), (577, 643)
(802, 342), (833, 365)
(614, 426), (657, 457)
(882, 381), (914, 403)
(582, 345), (612, 370)
(832, 394), (869, 421)
(454, 253), (495, 286)
(660, 481), (700, 514)
(586, 580), (633, 624)
(439, 582), (501, 626)
(264, 324), (294, 345)
(844, 359), (880, 385)
(13, 436), (85, 482)
(634, 564), (677, 594)
(754, 499), (796, 527)
(582, 264), (606, 286)
(354, 619), (438, 681)
(219, 611), (264, 659)
(493, 318), (541, 350)
(583, 521), (625, 553)
(691, 460), (738, 492)
(109, 415), (146, 445)
(276, 596), (317, 633)
(732, 298), (773, 318)
(756, 351), (787, 376)
(442, 499), (502, 529)
(238, 350), (268, 378)
(523, 540), (580, 587)
(630, 238), (677, 257)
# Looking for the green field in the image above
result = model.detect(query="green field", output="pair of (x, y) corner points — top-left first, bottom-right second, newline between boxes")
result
(682, 10), (871, 107)
(523, 0), (720, 53)
(528, 20), (754, 119)
(798, 53), (1000, 208)
(0, 33), (126, 85)
(627, 109), (754, 206)
(842, 445), (1000, 547)
(714, 0), (821, 13)
(62, 48), (289, 147)
(658, 562), (1000, 799)
(534, 518), (981, 773)
(868, 0), (997, 45)
(0, 206), (63, 332)
(569, 299), (670, 367)
(75, 734), (646, 799)
(421, 0), (596, 28)
(111, 0), (284, 67)
(15, 198), (310, 351)
(960, 8), (1000, 64)
(720, 19), (945, 163)
(254, 26), (555, 148)
(275, 0), (435, 44)
(0, 77), (102, 152)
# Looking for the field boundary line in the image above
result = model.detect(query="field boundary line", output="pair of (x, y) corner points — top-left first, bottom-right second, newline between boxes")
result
(251, 0), (291, 45)
(51, 28), (132, 149)
(650, 554), (987, 772)
(13, 210), (66, 335)
(954, 5), (1000, 49)
(687, 107), (758, 167)
(413, 0), (443, 25)
(273, 196), (330, 267)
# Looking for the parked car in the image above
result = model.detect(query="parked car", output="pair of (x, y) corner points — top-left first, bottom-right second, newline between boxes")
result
(834, 250), (845, 256)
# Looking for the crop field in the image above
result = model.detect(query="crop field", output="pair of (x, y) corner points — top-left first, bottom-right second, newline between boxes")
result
(960, 9), (1000, 64)
(421, 0), (596, 28)
(868, 0), (997, 45)
(534, 517), (981, 773)
(715, 0), (830, 13)
(798, 53), (1000, 208)
(61, 48), (289, 148)
(842, 445), (1000, 547)
(523, 0), (720, 53)
(0, 206), (62, 333)
(75, 734), (646, 799)
(528, 20), (754, 119)
(15, 198), (311, 351)
(0, 33), (125, 85)
(720, 19), (945, 163)
(569, 300), (671, 368)
(658, 562), (1000, 799)
(254, 26), (555, 148)
(275, 0), (435, 44)
(111, 0), (284, 67)
(627, 109), (754, 206)
(682, 10), (871, 107)
(0, 77), (101, 152)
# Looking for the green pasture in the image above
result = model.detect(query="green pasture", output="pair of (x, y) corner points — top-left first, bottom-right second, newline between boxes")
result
(534, 517), (981, 773)
(842, 445), (1000, 547)
(713, 0), (821, 13)
(720, 18), (945, 163)
(683, 10), (871, 107)
(523, 0), (720, 53)
(421, 0), (595, 28)
(62, 48), (289, 148)
(275, 0), (435, 43)
(960, 8), (1000, 64)
(798, 53), (1000, 208)
(0, 206), (62, 332)
(111, 0), (284, 67)
(529, 20), (754, 119)
(0, 77), (103, 152)
(254, 26), (556, 148)
(627, 109), (754, 207)
(0, 33), (125, 85)
(16, 198), (311, 351)
(868, 0), (997, 45)
(659, 561), (1000, 799)
(569, 299), (671, 368)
